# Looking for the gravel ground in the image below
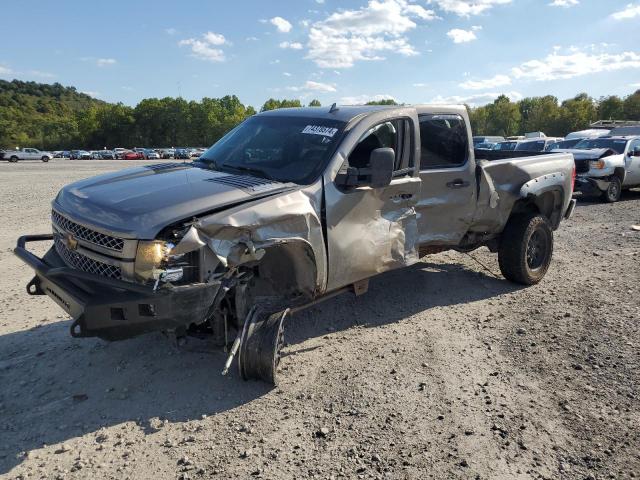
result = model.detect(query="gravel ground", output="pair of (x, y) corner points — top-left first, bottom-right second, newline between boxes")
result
(1, 159), (639, 480)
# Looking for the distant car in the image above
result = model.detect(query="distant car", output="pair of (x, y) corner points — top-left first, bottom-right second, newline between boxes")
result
(161, 148), (175, 159)
(90, 151), (102, 159)
(100, 150), (116, 159)
(514, 138), (560, 153)
(145, 149), (160, 160)
(473, 136), (505, 146)
(113, 148), (127, 159)
(123, 151), (144, 160)
(0, 147), (52, 162)
(493, 141), (519, 151)
(174, 148), (190, 159)
(71, 150), (92, 160)
(54, 151), (70, 158)
(475, 142), (497, 150)
(545, 139), (583, 151)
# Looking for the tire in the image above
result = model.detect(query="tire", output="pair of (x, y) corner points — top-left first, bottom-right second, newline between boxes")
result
(498, 213), (553, 285)
(238, 305), (288, 385)
(9, 156), (18, 163)
(41, 156), (49, 162)
(601, 176), (622, 203)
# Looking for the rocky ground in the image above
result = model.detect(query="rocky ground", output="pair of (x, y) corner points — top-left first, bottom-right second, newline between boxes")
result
(0, 159), (639, 480)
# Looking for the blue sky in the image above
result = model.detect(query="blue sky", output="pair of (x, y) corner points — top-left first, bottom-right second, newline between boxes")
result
(1, 0), (639, 108)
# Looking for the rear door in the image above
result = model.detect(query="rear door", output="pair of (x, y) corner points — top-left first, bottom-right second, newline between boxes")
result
(324, 116), (421, 291)
(414, 111), (477, 246)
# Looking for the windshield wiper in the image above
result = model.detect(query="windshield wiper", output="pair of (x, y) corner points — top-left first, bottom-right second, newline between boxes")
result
(221, 163), (273, 180)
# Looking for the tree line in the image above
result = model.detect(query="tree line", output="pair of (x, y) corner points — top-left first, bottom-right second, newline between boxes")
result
(1, 79), (639, 150)
(467, 91), (640, 138)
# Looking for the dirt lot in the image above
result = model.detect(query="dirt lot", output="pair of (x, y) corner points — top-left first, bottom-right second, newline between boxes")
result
(0, 159), (639, 480)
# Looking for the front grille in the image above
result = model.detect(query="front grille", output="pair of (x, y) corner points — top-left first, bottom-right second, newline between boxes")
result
(52, 210), (124, 252)
(54, 237), (122, 280)
(575, 159), (590, 174)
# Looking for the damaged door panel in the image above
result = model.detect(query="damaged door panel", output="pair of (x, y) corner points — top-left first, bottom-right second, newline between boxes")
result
(15, 103), (577, 385)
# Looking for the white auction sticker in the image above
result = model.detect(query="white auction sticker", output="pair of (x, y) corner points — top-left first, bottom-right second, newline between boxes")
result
(302, 125), (338, 138)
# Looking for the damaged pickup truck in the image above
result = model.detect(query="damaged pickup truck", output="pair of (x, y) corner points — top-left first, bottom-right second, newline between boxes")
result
(15, 105), (577, 384)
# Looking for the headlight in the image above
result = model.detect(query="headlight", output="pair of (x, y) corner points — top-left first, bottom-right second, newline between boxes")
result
(134, 240), (174, 282)
(589, 159), (605, 170)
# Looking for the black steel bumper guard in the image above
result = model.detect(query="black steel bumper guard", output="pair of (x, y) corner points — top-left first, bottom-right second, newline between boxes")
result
(14, 234), (219, 341)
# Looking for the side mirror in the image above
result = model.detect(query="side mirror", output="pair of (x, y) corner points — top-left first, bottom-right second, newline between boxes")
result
(630, 149), (640, 157)
(335, 147), (395, 188)
(368, 148), (395, 188)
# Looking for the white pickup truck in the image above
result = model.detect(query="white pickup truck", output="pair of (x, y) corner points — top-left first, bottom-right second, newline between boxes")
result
(0, 147), (52, 162)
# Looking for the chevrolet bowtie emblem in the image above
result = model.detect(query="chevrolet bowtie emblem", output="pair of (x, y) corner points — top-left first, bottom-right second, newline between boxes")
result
(64, 232), (78, 251)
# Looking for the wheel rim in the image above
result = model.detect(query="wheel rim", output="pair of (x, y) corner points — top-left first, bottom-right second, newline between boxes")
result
(608, 180), (620, 200)
(527, 229), (549, 270)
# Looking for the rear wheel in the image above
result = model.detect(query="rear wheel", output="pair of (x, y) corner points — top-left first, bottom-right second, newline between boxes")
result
(9, 156), (18, 163)
(41, 156), (49, 162)
(601, 176), (621, 203)
(498, 213), (553, 285)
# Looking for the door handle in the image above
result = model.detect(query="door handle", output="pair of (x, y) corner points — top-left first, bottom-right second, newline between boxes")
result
(446, 179), (470, 189)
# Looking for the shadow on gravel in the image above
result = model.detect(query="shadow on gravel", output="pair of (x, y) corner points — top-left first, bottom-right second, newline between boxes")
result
(574, 188), (640, 206)
(0, 258), (521, 473)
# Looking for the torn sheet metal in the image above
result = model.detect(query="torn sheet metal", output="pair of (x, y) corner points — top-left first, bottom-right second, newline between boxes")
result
(192, 182), (327, 292)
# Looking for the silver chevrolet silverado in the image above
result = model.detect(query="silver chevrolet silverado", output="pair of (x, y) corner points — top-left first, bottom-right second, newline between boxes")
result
(15, 105), (576, 384)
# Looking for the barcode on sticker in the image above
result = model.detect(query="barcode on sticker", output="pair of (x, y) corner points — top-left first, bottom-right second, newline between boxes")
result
(302, 125), (338, 137)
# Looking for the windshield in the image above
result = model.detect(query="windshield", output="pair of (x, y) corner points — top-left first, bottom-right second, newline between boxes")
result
(493, 142), (516, 151)
(199, 115), (345, 184)
(573, 138), (628, 154)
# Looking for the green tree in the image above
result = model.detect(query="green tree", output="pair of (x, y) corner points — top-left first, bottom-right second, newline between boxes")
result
(598, 95), (624, 120)
(365, 99), (398, 105)
(557, 93), (597, 134)
(623, 90), (640, 120)
(308, 99), (321, 107)
(260, 98), (302, 112)
(486, 95), (521, 137)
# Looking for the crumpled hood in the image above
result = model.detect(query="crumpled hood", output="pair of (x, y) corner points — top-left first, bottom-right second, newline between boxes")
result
(53, 163), (297, 239)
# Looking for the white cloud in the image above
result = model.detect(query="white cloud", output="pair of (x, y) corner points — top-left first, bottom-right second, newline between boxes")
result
(549, 0), (579, 7)
(27, 70), (56, 78)
(460, 74), (511, 89)
(446, 28), (478, 43)
(96, 58), (117, 67)
(179, 32), (228, 62)
(288, 80), (337, 93)
(428, 0), (511, 17)
(611, 3), (640, 20)
(0, 65), (14, 76)
(283, 72), (292, 77)
(270, 16), (293, 33)
(512, 49), (640, 81)
(413, 82), (429, 87)
(306, 0), (436, 68)
(280, 41), (304, 50)
(631, 82), (640, 87)
(165, 27), (177, 35)
(339, 93), (396, 104)
(430, 91), (522, 106)
(246, 36), (259, 41)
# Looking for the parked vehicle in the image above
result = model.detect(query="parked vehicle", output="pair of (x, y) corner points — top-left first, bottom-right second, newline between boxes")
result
(559, 136), (640, 202)
(174, 148), (190, 159)
(515, 138), (563, 152)
(475, 142), (497, 150)
(54, 151), (70, 158)
(493, 141), (519, 151)
(545, 139), (583, 151)
(161, 148), (175, 159)
(123, 150), (144, 160)
(90, 151), (102, 160)
(74, 150), (92, 160)
(0, 147), (52, 162)
(113, 148), (128, 159)
(145, 149), (160, 160)
(473, 135), (505, 146)
(566, 129), (610, 140)
(100, 150), (116, 160)
(14, 104), (576, 385)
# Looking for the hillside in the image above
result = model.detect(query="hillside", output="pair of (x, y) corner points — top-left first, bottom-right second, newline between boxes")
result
(0, 80), (106, 149)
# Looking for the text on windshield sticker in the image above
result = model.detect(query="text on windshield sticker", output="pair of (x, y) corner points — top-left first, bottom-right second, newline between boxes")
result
(302, 125), (338, 138)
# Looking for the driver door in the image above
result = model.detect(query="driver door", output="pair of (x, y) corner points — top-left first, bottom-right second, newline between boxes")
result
(625, 139), (640, 186)
(324, 117), (421, 291)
